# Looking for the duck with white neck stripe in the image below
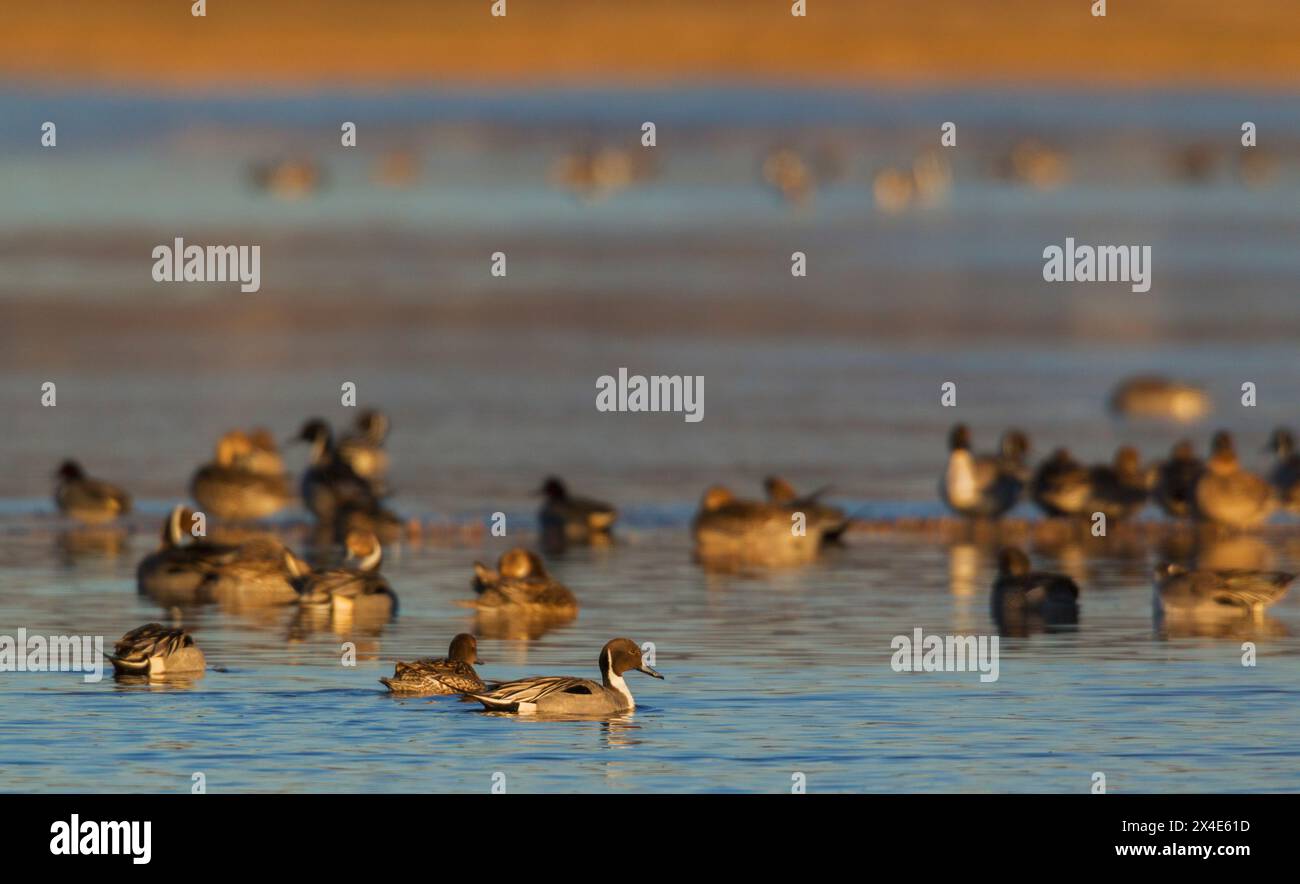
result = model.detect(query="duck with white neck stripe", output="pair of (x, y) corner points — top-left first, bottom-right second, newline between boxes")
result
(470, 638), (663, 715)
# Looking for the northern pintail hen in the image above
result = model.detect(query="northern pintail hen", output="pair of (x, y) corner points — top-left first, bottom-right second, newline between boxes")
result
(1031, 448), (1092, 517)
(1265, 427), (1300, 510)
(1154, 563), (1294, 621)
(1153, 440), (1203, 518)
(190, 431), (293, 521)
(107, 623), (205, 676)
(692, 486), (828, 567)
(763, 476), (849, 543)
(538, 476), (617, 544)
(940, 425), (1025, 518)
(990, 547), (1080, 632)
(337, 409), (391, 487)
(293, 530), (398, 621)
(1087, 446), (1151, 521)
(470, 638), (663, 715)
(1194, 431), (1275, 528)
(54, 460), (131, 525)
(1108, 375), (1211, 422)
(198, 536), (308, 606)
(469, 547), (578, 614)
(296, 419), (384, 522)
(380, 634), (485, 695)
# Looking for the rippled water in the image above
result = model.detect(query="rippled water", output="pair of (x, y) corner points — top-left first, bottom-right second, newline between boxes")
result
(3, 86), (1300, 791)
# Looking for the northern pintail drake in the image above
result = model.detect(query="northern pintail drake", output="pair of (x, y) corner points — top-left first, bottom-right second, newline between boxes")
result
(293, 530), (398, 621)
(295, 419), (384, 522)
(54, 460), (131, 525)
(991, 547), (1080, 632)
(1108, 376), (1211, 422)
(1194, 431), (1275, 528)
(1265, 427), (1300, 510)
(107, 623), (205, 676)
(1153, 440), (1203, 518)
(1087, 446), (1151, 521)
(380, 634), (485, 695)
(337, 409), (391, 487)
(537, 476), (617, 544)
(470, 638), (662, 715)
(1031, 448), (1091, 517)
(940, 425), (1024, 518)
(137, 505), (239, 597)
(469, 547), (578, 613)
(190, 431), (293, 521)
(691, 485), (827, 567)
(763, 476), (849, 543)
(1154, 563), (1293, 621)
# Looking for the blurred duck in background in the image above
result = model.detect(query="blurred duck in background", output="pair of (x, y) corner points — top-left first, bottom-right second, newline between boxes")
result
(537, 476), (617, 548)
(1154, 562), (1293, 623)
(692, 485), (831, 567)
(54, 460), (131, 525)
(469, 547), (578, 614)
(1108, 375), (1211, 423)
(990, 546), (1080, 635)
(249, 156), (323, 199)
(997, 138), (1070, 190)
(1265, 427), (1300, 511)
(190, 430), (293, 521)
(763, 476), (849, 544)
(292, 530), (398, 625)
(295, 419), (383, 521)
(1031, 448), (1091, 518)
(1194, 431), (1275, 529)
(551, 141), (655, 203)
(939, 425), (1024, 518)
(1087, 446), (1152, 522)
(337, 409), (391, 488)
(1153, 439), (1203, 519)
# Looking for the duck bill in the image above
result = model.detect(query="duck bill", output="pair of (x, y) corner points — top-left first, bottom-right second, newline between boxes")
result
(638, 665), (664, 680)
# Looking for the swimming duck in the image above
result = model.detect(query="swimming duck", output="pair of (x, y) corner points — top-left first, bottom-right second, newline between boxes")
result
(233, 428), (288, 477)
(1108, 376), (1210, 422)
(293, 530), (398, 621)
(1194, 431), (1275, 528)
(1154, 563), (1293, 621)
(940, 425), (1024, 518)
(469, 547), (578, 613)
(1265, 427), (1300, 510)
(1087, 446), (1151, 521)
(337, 410), (391, 486)
(761, 147), (816, 207)
(692, 485), (826, 566)
(295, 419), (384, 522)
(470, 637), (662, 715)
(537, 476), (617, 544)
(332, 500), (406, 545)
(380, 633), (485, 695)
(1031, 448), (1092, 517)
(990, 547), (1080, 632)
(999, 138), (1070, 190)
(136, 504), (240, 598)
(190, 432), (293, 521)
(54, 460), (131, 525)
(1153, 440), (1203, 518)
(197, 536), (308, 606)
(763, 476), (849, 543)
(249, 156), (323, 200)
(107, 623), (205, 676)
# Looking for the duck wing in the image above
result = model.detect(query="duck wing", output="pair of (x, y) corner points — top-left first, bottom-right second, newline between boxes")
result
(473, 676), (599, 708)
(110, 624), (192, 669)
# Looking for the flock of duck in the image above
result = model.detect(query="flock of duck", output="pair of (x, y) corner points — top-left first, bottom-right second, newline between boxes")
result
(48, 404), (1299, 713)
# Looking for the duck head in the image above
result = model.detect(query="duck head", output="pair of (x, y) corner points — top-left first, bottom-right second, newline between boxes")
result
(343, 530), (382, 571)
(1266, 427), (1295, 458)
(498, 547), (544, 579)
(1170, 439), (1197, 462)
(599, 637), (663, 683)
(700, 485), (736, 512)
(294, 419), (333, 463)
(448, 633), (483, 665)
(763, 476), (798, 504)
(247, 427), (279, 453)
(999, 429), (1030, 464)
(1114, 445), (1142, 478)
(55, 460), (84, 482)
(536, 476), (568, 501)
(997, 547), (1032, 577)
(948, 424), (972, 452)
(355, 410), (389, 444)
(1209, 430), (1239, 471)
(1154, 562), (1188, 582)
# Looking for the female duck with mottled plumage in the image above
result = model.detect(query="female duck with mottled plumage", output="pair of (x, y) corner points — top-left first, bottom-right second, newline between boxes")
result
(468, 547), (578, 614)
(940, 425), (1027, 518)
(54, 460), (131, 525)
(692, 485), (839, 567)
(190, 431), (293, 521)
(470, 638), (663, 715)
(380, 634), (485, 695)
(1154, 562), (1293, 623)
(763, 476), (849, 543)
(1194, 431), (1275, 528)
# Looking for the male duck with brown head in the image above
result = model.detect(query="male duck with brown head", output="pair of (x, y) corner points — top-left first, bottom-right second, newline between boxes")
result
(940, 425), (1024, 518)
(763, 476), (849, 543)
(190, 431), (293, 521)
(136, 504), (240, 598)
(55, 460), (131, 525)
(1153, 440), (1203, 518)
(470, 638), (663, 715)
(991, 546), (1080, 634)
(537, 476), (617, 545)
(295, 419), (384, 522)
(293, 530), (398, 622)
(337, 409), (391, 487)
(1194, 431), (1275, 528)
(380, 634), (485, 695)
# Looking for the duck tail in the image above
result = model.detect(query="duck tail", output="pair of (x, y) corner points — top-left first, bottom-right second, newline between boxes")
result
(469, 692), (518, 712)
